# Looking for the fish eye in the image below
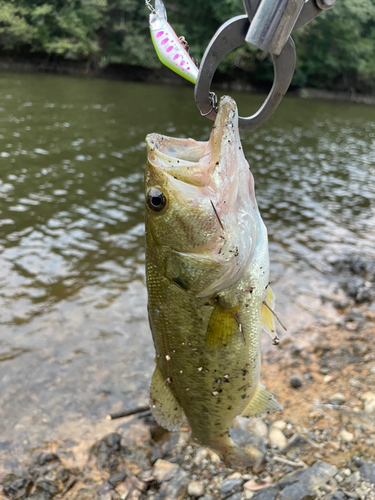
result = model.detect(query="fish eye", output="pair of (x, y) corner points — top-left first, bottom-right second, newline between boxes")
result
(147, 187), (167, 212)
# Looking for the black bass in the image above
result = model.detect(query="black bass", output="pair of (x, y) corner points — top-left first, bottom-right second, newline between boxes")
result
(145, 96), (282, 467)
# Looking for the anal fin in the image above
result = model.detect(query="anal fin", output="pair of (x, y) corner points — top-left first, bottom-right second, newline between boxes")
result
(149, 365), (184, 431)
(241, 383), (283, 418)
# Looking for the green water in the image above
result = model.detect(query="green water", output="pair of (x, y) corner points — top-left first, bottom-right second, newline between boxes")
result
(0, 72), (374, 470)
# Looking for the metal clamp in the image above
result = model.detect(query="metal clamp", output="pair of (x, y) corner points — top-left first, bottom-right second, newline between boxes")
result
(194, 15), (296, 131)
(194, 0), (337, 130)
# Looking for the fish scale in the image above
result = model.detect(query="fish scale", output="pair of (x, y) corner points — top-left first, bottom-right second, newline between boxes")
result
(145, 96), (282, 467)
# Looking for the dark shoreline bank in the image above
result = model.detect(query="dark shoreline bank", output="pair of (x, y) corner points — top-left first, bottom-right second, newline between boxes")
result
(1, 57), (375, 106)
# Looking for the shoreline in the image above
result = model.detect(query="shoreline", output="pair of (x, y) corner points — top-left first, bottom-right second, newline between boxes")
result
(1, 284), (375, 499)
(1, 58), (375, 106)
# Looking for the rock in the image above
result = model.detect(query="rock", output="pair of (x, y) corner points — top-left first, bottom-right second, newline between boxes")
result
(108, 471), (126, 486)
(220, 478), (244, 498)
(289, 374), (303, 388)
(27, 493), (52, 500)
(244, 491), (255, 500)
(361, 392), (375, 414)
(35, 480), (60, 496)
(269, 426), (287, 449)
(272, 420), (287, 431)
(187, 480), (205, 497)
(156, 468), (189, 500)
(103, 433), (122, 451)
(201, 496), (214, 500)
(327, 492), (347, 500)
(359, 461), (375, 484)
(194, 448), (209, 466)
(247, 418), (268, 439)
(33, 453), (60, 467)
(252, 487), (279, 500)
(338, 429), (354, 442)
(277, 469), (306, 489)
(329, 393), (346, 405)
(153, 459), (180, 482)
(2, 474), (32, 499)
(226, 494), (242, 500)
(206, 449), (221, 464)
(279, 462), (338, 500)
(97, 482), (113, 496)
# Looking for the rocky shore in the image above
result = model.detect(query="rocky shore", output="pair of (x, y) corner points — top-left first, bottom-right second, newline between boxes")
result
(2, 257), (375, 500)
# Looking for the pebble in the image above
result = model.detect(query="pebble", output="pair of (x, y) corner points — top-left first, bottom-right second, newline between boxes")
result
(247, 418), (268, 440)
(272, 420), (287, 431)
(153, 459), (180, 482)
(269, 426), (287, 449)
(339, 429), (354, 442)
(157, 467), (189, 500)
(362, 392), (375, 414)
(329, 393), (346, 405)
(289, 374), (303, 388)
(220, 478), (244, 499)
(252, 486), (279, 500)
(187, 480), (205, 497)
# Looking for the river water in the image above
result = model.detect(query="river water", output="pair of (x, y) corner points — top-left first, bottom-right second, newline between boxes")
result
(0, 72), (374, 471)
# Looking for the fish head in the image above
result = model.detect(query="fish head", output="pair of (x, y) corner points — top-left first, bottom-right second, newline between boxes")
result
(145, 96), (264, 297)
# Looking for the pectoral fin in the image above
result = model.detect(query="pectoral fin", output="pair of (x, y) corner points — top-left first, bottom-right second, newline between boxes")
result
(241, 383), (283, 418)
(261, 286), (279, 344)
(149, 366), (184, 431)
(206, 302), (241, 347)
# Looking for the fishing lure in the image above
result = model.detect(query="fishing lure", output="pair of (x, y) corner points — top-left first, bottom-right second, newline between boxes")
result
(147, 0), (199, 84)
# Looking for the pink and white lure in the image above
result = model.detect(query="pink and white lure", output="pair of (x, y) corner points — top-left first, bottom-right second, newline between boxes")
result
(148, 0), (199, 84)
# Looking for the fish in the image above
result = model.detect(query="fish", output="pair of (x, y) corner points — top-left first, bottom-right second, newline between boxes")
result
(148, 0), (198, 84)
(144, 95), (282, 467)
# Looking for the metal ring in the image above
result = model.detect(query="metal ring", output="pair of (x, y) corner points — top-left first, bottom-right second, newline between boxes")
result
(194, 15), (296, 131)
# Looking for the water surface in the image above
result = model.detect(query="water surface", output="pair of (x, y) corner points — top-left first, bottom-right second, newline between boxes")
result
(0, 72), (374, 470)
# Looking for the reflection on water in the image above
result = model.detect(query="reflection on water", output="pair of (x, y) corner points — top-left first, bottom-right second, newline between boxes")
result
(0, 72), (374, 470)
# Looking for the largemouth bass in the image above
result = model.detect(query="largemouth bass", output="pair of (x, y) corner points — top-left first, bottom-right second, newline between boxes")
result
(145, 96), (282, 467)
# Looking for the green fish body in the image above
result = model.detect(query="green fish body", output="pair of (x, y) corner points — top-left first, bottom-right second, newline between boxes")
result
(145, 96), (282, 467)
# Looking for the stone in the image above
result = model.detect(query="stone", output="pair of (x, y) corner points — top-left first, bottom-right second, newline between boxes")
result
(272, 420), (287, 431)
(269, 427), (287, 449)
(247, 418), (268, 439)
(108, 471), (126, 486)
(328, 492), (346, 500)
(2, 474), (32, 499)
(194, 448), (209, 466)
(359, 461), (375, 484)
(277, 469), (306, 489)
(220, 478), (244, 498)
(338, 430), (354, 442)
(252, 487), (279, 500)
(156, 468), (189, 500)
(187, 480), (205, 497)
(201, 496), (214, 500)
(279, 462), (338, 500)
(35, 480), (60, 496)
(97, 482), (113, 496)
(27, 494), (52, 500)
(153, 459), (180, 482)
(33, 453), (60, 467)
(244, 491), (254, 500)
(329, 394), (346, 405)
(361, 392), (375, 414)
(226, 494), (242, 500)
(289, 374), (303, 388)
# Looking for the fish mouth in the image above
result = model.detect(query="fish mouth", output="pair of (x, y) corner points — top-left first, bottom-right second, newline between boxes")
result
(146, 96), (240, 187)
